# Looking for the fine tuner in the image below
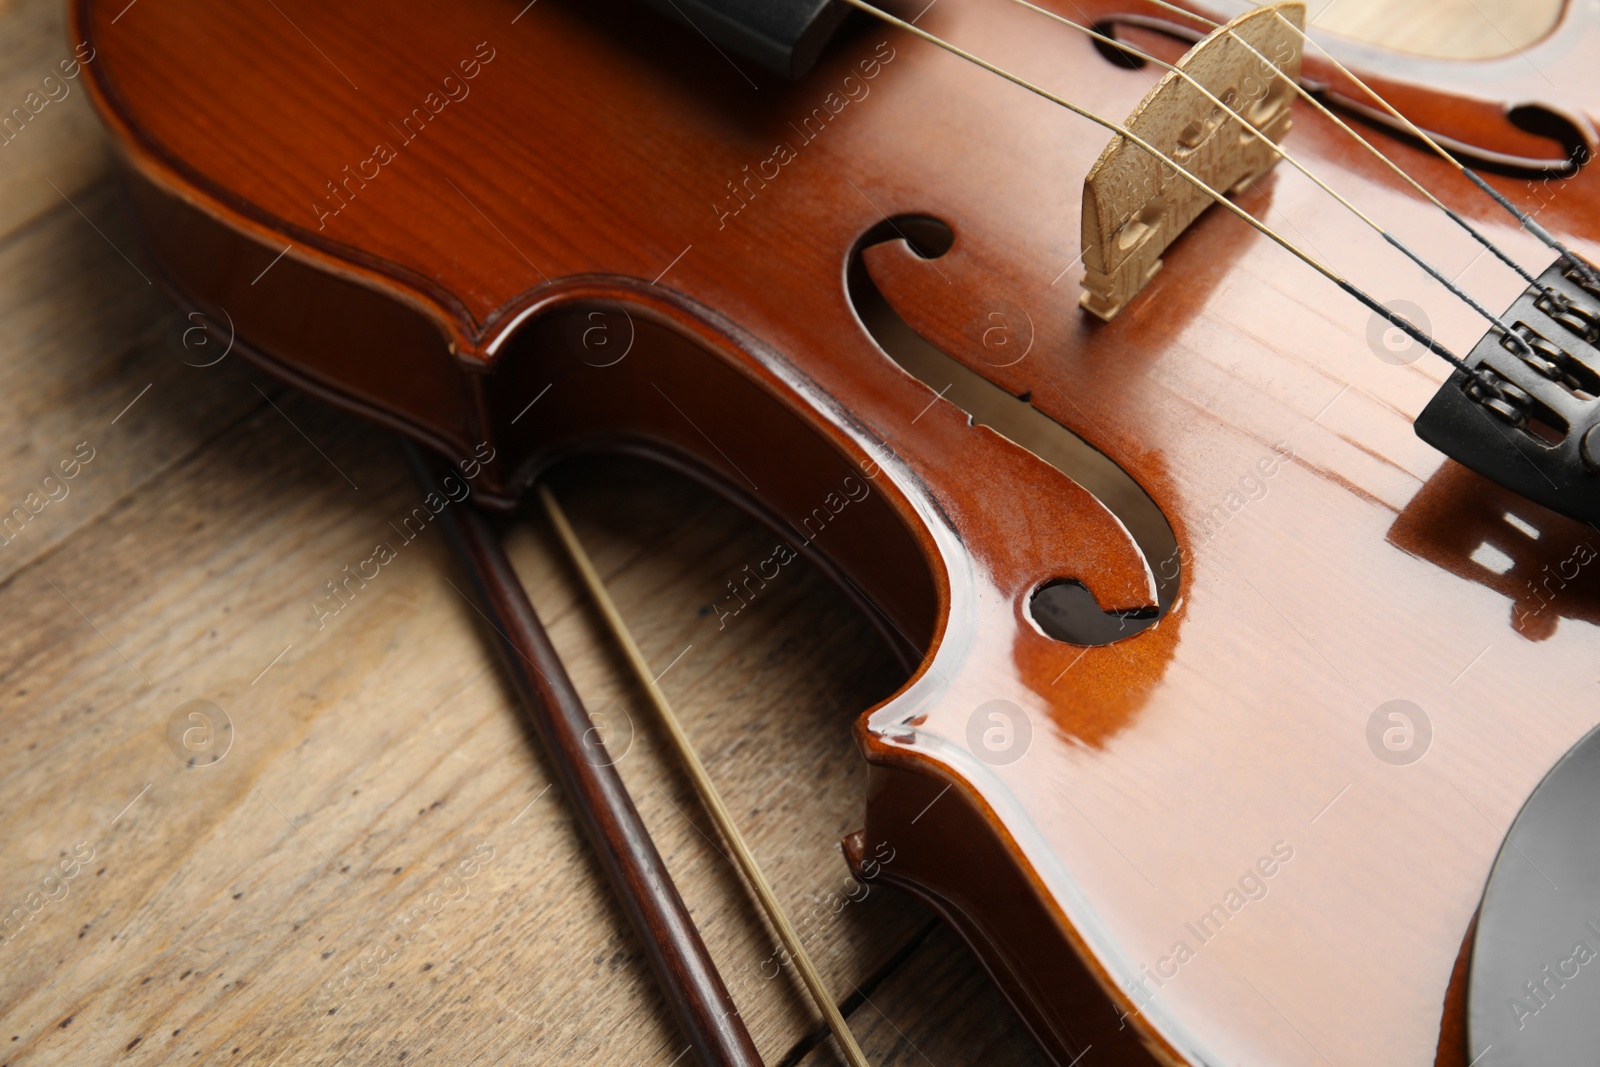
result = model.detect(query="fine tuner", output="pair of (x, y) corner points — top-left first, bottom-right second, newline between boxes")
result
(677, 0), (1600, 528)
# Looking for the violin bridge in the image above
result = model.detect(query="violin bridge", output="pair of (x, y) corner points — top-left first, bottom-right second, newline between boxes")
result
(1078, 1), (1305, 321)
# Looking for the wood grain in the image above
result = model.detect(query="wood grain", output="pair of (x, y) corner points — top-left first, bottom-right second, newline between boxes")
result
(0, 1), (1559, 1065)
(1312, 0), (1562, 59)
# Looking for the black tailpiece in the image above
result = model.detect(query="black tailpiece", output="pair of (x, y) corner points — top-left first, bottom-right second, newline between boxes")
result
(1415, 258), (1600, 527)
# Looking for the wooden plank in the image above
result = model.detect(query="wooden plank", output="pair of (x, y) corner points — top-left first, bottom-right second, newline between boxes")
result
(0, 419), (921, 1063)
(508, 457), (930, 1060)
(0, 3), (269, 591)
(0, 3), (1549, 1066)
(0, 0), (113, 243)
(0, 180), (270, 589)
(795, 923), (1052, 1067)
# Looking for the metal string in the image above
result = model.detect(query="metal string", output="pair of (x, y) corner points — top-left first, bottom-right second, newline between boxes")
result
(838, 0), (1488, 382)
(1139, 0), (1546, 288)
(997, 0), (1536, 356)
(537, 484), (874, 1067)
(1182, 0), (1598, 286)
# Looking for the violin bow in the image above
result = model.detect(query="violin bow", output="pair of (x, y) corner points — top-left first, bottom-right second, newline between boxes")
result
(408, 445), (871, 1067)
(405, 444), (764, 1067)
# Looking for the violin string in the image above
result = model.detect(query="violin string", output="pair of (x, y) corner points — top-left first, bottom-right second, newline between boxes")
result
(1123, 0), (1542, 289)
(1189, 0), (1598, 286)
(839, 0), (1485, 381)
(995, 0), (1536, 355)
(536, 484), (874, 1067)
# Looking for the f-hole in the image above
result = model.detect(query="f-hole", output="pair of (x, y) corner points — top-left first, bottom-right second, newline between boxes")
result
(847, 215), (1179, 646)
(1088, 19), (1148, 69)
(1506, 103), (1591, 171)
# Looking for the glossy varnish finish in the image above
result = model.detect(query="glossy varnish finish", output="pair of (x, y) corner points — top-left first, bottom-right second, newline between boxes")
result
(74, 0), (1600, 1064)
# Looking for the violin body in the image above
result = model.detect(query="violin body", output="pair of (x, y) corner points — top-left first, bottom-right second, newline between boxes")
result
(74, 0), (1600, 1063)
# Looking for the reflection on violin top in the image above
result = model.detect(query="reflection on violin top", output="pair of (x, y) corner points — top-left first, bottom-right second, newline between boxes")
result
(1388, 460), (1600, 641)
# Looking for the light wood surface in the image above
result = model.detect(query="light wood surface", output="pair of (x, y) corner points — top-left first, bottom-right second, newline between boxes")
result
(1312, 0), (1562, 58)
(0, 1), (1550, 1064)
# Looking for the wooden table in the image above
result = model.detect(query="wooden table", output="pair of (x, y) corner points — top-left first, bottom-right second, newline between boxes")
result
(0, 1), (1559, 1063)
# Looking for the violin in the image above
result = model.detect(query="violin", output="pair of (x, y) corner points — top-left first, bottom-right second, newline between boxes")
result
(70, 0), (1600, 1063)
